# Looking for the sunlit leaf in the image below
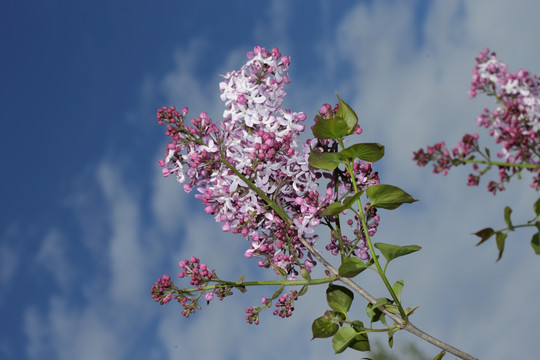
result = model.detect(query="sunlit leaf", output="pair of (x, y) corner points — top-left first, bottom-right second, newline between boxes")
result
(308, 150), (342, 171)
(311, 316), (339, 339)
(312, 115), (349, 139)
(392, 279), (405, 301)
(433, 350), (446, 360)
(338, 257), (370, 278)
(332, 327), (358, 354)
(340, 143), (385, 163)
(326, 284), (354, 314)
(366, 184), (418, 210)
(534, 197), (540, 216)
(496, 231), (507, 262)
(320, 192), (363, 217)
(374, 243), (421, 263)
(348, 332), (370, 352)
(336, 93), (358, 134)
(531, 233), (540, 255)
(504, 206), (514, 230)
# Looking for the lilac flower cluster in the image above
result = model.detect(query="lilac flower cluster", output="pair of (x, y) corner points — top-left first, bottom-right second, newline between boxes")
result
(414, 49), (540, 194)
(154, 46), (382, 323)
(272, 289), (298, 318)
(413, 134), (480, 178)
(157, 46), (327, 278)
(150, 274), (173, 305)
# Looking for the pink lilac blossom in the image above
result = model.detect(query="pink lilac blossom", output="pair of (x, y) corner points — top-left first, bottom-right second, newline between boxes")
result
(154, 46), (381, 322)
(414, 49), (540, 194)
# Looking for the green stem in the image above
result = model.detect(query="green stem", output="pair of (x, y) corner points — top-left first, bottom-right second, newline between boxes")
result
(461, 158), (540, 169)
(337, 138), (408, 321)
(180, 276), (336, 293)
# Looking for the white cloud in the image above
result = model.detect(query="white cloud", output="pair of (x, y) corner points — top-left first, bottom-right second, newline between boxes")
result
(36, 229), (73, 291)
(24, 298), (121, 360)
(25, 1), (540, 360)
(96, 162), (148, 303)
(316, 0), (540, 358)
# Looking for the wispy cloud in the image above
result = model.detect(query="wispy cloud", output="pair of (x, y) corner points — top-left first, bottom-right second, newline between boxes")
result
(36, 229), (73, 291)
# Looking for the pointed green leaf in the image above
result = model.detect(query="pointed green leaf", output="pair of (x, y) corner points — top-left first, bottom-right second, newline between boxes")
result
(366, 184), (418, 210)
(474, 227), (495, 246)
(392, 279), (405, 302)
(374, 243), (421, 263)
(496, 231), (507, 262)
(340, 143), (385, 163)
(308, 150), (342, 171)
(504, 206), (514, 231)
(311, 316), (339, 339)
(534, 197), (540, 216)
(332, 327), (358, 354)
(336, 93), (358, 134)
(321, 192), (363, 217)
(348, 332), (370, 351)
(349, 320), (370, 351)
(366, 298), (391, 323)
(531, 233), (540, 255)
(326, 284), (354, 314)
(351, 320), (365, 332)
(312, 116), (349, 139)
(338, 257), (370, 278)
(433, 350), (446, 360)
(387, 327), (397, 348)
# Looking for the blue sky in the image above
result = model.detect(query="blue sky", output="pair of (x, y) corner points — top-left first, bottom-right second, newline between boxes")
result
(2, 1), (540, 359)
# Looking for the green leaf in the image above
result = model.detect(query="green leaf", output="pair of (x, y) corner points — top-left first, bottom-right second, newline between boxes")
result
(308, 150), (342, 171)
(534, 197), (540, 216)
(340, 143), (385, 163)
(504, 206), (514, 231)
(366, 298), (391, 323)
(336, 93), (358, 134)
(474, 227), (495, 246)
(348, 320), (370, 351)
(348, 332), (370, 351)
(312, 115), (349, 139)
(392, 279), (405, 302)
(326, 284), (354, 314)
(321, 192), (363, 217)
(374, 243), (421, 263)
(387, 327), (397, 348)
(311, 316), (339, 339)
(496, 231), (507, 262)
(351, 320), (365, 332)
(366, 184), (418, 210)
(338, 257), (370, 278)
(531, 233), (540, 255)
(433, 350), (446, 360)
(332, 327), (359, 354)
